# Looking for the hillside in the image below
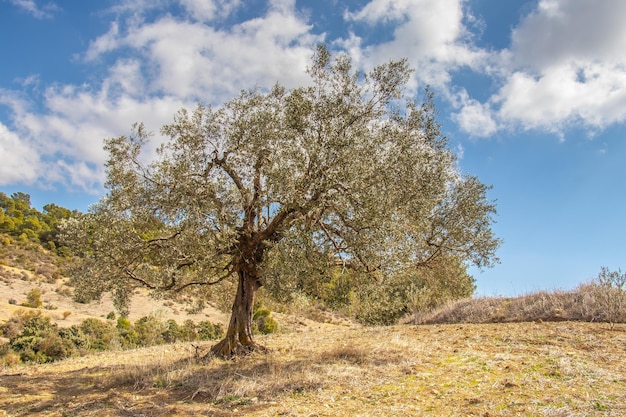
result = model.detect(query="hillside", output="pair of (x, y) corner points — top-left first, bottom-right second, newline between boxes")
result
(0, 238), (230, 328)
(1, 226), (626, 415)
(1, 321), (625, 416)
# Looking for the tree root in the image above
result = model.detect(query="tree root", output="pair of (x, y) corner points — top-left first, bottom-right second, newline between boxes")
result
(204, 338), (269, 360)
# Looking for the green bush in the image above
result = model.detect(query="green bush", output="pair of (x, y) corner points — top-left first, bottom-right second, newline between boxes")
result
(80, 318), (118, 351)
(36, 333), (70, 362)
(162, 319), (183, 343)
(181, 319), (198, 341)
(197, 320), (223, 340)
(1, 308), (225, 364)
(116, 317), (138, 348)
(58, 326), (90, 354)
(353, 282), (407, 325)
(7, 312), (66, 363)
(257, 316), (278, 334)
(134, 314), (167, 346)
(116, 317), (131, 329)
(21, 288), (43, 309)
(253, 306), (279, 334)
(253, 307), (271, 320)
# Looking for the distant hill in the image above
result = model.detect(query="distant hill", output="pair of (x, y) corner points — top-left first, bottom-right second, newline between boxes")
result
(0, 235), (230, 328)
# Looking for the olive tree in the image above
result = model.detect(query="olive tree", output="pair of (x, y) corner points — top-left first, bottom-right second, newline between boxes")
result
(62, 46), (500, 358)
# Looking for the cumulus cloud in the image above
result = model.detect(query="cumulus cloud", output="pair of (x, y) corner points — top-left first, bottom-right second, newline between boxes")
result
(346, 0), (486, 90)
(495, 62), (626, 131)
(85, 0), (319, 102)
(8, 80), (189, 190)
(453, 94), (498, 138)
(464, 0), (626, 135)
(3, 0), (626, 192)
(0, 0), (321, 190)
(84, 22), (121, 62)
(0, 122), (38, 185)
(511, 0), (626, 69)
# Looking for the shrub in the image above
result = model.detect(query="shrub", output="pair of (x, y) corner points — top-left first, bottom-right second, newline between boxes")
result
(353, 279), (407, 325)
(2, 311), (227, 364)
(58, 326), (90, 354)
(21, 288), (43, 308)
(162, 319), (183, 343)
(253, 306), (279, 334)
(116, 317), (138, 348)
(253, 307), (271, 320)
(80, 318), (118, 351)
(0, 338), (11, 357)
(134, 314), (167, 346)
(257, 315), (278, 334)
(181, 319), (198, 341)
(8, 312), (64, 363)
(115, 317), (130, 330)
(167, 319), (197, 342)
(1, 349), (20, 367)
(593, 267), (626, 329)
(36, 333), (70, 361)
(197, 320), (224, 340)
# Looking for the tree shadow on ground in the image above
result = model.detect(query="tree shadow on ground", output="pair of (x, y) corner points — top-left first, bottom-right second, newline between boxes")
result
(0, 344), (382, 416)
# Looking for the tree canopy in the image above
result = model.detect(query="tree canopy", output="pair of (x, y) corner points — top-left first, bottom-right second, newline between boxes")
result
(61, 46), (500, 358)
(0, 191), (76, 250)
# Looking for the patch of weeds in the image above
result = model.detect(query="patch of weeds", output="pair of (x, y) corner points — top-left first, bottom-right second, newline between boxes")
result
(214, 395), (254, 406)
(153, 376), (169, 389)
(593, 401), (610, 411)
(325, 344), (369, 365)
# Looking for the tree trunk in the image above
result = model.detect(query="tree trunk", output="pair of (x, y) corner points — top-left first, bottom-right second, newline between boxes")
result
(210, 263), (265, 359)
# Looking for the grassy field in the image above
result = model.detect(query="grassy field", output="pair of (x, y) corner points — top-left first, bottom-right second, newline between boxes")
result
(1, 321), (625, 416)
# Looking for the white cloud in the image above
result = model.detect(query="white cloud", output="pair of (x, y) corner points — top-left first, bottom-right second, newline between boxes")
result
(1, 0), (323, 191)
(511, 0), (626, 69)
(495, 62), (626, 131)
(0, 122), (38, 185)
(85, 22), (121, 62)
(180, 0), (241, 21)
(9, 0), (58, 19)
(453, 94), (498, 138)
(346, 0), (486, 90)
(346, 0), (414, 23)
(85, 1), (320, 102)
(462, 0), (626, 136)
(2, 77), (187, 191)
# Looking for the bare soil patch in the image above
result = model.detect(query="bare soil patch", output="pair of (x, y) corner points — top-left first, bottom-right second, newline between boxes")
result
(1, 321), (625, 416)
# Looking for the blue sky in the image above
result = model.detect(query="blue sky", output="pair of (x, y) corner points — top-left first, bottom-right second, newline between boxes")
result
(1, 0), (625, 296)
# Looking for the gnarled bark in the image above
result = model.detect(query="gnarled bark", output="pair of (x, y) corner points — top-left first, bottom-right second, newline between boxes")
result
(210, 262), (266, 359)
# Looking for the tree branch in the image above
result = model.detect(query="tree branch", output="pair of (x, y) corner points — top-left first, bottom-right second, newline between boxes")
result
(216, 154), (250, 206)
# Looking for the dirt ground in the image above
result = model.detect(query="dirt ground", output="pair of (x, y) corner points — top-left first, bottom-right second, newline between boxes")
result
(1, 321), (625, 416)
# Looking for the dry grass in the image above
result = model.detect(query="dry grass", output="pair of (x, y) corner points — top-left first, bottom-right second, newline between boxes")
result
(1, 321), (625, 416)
(412, 285), (623, 326)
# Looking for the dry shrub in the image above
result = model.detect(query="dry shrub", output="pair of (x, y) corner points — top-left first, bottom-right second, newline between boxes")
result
(414, 284), (626, 326)
(1, 349), (20, 368)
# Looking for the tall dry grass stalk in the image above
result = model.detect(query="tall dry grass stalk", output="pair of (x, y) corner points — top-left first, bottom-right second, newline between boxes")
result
(412, 283), (625, 327)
